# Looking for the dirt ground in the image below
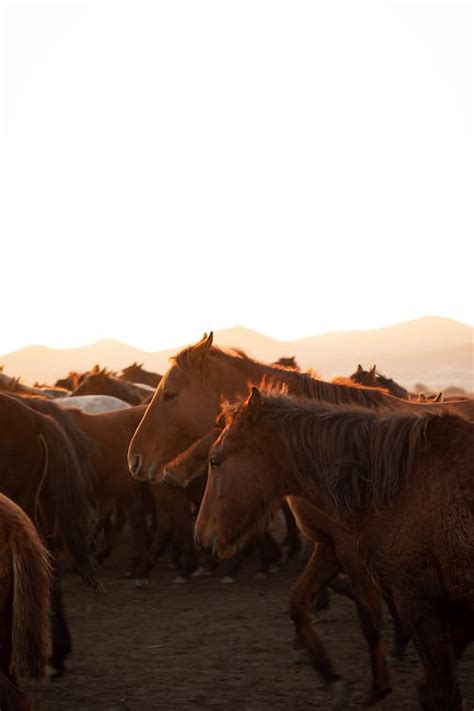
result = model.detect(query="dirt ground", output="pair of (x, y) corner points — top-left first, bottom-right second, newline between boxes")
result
(27, 546), (474, 711)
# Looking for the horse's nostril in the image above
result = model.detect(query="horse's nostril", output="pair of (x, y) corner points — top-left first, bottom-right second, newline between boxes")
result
(130, 453), (143, 478)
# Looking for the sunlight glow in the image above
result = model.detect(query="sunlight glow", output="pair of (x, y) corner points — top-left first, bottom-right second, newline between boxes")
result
(1, 0), (472, 353)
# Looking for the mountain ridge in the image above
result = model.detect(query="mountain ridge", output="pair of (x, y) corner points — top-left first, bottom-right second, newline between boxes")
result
(1, 316), (472, 392)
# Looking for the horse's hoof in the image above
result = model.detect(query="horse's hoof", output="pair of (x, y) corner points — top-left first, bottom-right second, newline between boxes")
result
(221, 576), (236, 584)
(331, 679), (351, 710)
(174, 575), (189, 584)
(167, 562), (178, 570)
(254, 571), (267, 580)
(191, 566), (213, 578)
(134, 577), (150, 588)
(268, 564), (280, 574)
(291, 648), (311, 666)
(46, 664), (65, 679)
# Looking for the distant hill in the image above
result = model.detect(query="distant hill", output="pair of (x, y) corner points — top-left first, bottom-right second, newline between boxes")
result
(1, 316), (472, 392)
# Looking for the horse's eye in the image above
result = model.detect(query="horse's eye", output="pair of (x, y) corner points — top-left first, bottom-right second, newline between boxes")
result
(163, 391), (177, 401)
(209, 456), (221, 469)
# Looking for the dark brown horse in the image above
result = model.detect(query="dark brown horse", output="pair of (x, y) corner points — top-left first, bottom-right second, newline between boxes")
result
(349, 364), (410, 400)
(0, 493), (52, 711)
(0, 392), (96, 673)
(67, 404), (154, 577)
(133, 480), (198, 585)
(163, 428), (303, 565)
(161, 444), (294, 585)
(119, 362), (162, 388)
(273, 356), (300, 371)
(73, 369), (150, 405)
(197, 388), (474, 710)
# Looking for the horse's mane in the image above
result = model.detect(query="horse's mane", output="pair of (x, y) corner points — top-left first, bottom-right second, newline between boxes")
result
(332, 375), (390, 395)
(172, 344), (411, 411)
(173, 343), (246, 371)
(243, 394), (449, 519)
(297, 373), (399, 409)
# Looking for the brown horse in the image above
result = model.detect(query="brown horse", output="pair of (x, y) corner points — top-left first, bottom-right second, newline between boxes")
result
(0, 392), (96, 673)
(72, 369), (150, 405)
(54, 368), (93, 391)
(0, 493), (52, 711)
(197, 388), (474, 710)
(273, 356), (300, 371)
(67, 404), (154, 577)
(119, 362), (162, 388)
(349, 364), (411, 400)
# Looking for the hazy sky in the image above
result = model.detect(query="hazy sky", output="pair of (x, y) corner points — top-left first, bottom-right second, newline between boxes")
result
(1, 0), (472, 353)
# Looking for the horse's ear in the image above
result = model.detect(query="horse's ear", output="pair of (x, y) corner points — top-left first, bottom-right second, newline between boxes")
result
(435, 392), (443, 402)
(357, 364), (363, 374)
(243, 386), (262, 423)
(190, 332), (213, 367)
(370, 365), (376, 376)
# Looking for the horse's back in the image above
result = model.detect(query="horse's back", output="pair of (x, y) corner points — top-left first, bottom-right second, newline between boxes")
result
(56, 395), (131, 413)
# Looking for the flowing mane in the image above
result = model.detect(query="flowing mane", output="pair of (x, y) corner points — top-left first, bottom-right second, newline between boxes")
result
(238, 393), (447, 519)
(173, 345), (408, 411)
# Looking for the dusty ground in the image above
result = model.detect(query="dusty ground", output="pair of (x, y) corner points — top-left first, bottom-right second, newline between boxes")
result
(27, 548), (474, 711)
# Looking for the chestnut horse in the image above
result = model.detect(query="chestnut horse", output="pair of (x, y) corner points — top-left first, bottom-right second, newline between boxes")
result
(0, 392), (96, 673)
(0, 493), (52, 711)
(72, 369), (150, 405)
(197, 388), (474, 710)
(119, 362), (162, 388)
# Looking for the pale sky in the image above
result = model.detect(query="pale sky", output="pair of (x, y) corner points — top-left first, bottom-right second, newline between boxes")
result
(0, 0), (472, 354)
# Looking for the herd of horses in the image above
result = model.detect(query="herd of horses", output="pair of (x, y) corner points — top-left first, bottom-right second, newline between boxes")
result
(0, 335), (473, 709)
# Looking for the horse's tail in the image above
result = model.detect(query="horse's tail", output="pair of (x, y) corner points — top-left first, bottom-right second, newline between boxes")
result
(37, 413), (97, 588)
(8, 498), (52, 678)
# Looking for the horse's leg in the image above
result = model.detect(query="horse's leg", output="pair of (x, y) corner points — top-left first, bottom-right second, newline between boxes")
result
(95, 502), (125, 565)
(126, 488), (151, 578)
(327, 573), (353, 600)
(133, 522), (169, 586)
(289, 542), (349, 705)
(396, 599), (463, 710)
(336, 551), (392, 707)
(49, 560), (72, 675)
(281, 501), (302, 559)
(385, 596), (410, 665)
(220, 546), (249, 583)
(255, 530), (281, 577)
(173, 527), (197, 583)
